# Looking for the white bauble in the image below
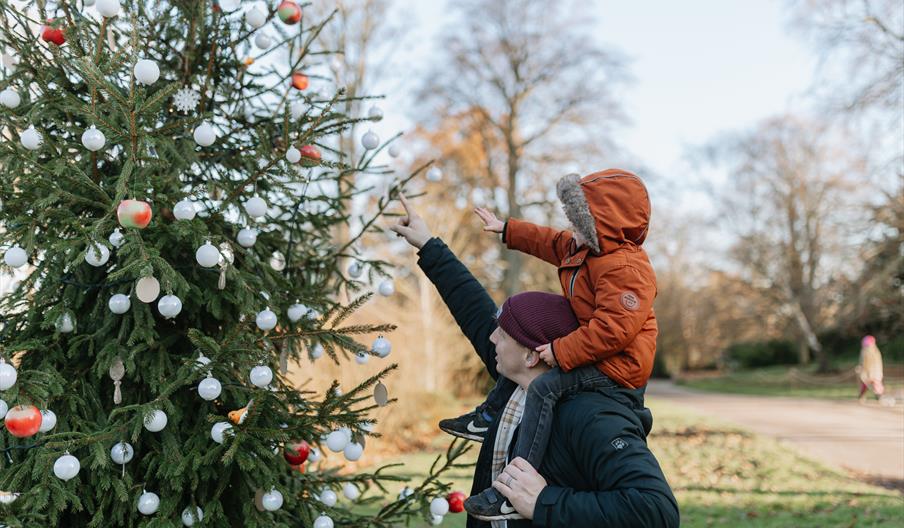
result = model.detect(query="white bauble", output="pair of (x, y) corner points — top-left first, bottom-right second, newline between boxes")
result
(137, 491), (159, 515)
(340, 426), (353, 441)
(0, 399), (7, 419)
(361, 130), (379, 150)
(431, 514), (444, 526)
(108, 228), (125, 248)
(0, 87), (20, 108)
(313, 515), (334, 528)
(195, 242), (220, 267)
(261, 488), (283, 511)
(198, 377), (222, 400)
(347, 262), (363, 278)
(81, 126), (106, 151)
(310, 343), (324, 360)
(398, 486), (414, 500)
(193, 121), (216, 146)
(287, 302), (308, 322)
(430, 497), (450, 516)
(181, 506), (204, 526)
(367, 106), (383, 120)
(110, 442), (134, 464)
(20, 125), (42, 150)
(134, 59), (160, 85)
(237, 228), (258, 248)
(53, 453), (80, 481)
(388, 144), (400, 158)
(56, 313), (75, 333)
(326, 430), (348, 452)
(254, 33), (271, 49)
(290, 101), (305, 119)
(108, 293), (131, 314)
(319, 489), (337, 507)
(211, 421), (233, 444)
(256, 308), (277, 330)
(85, 242), (110, 266)
(343, 442), (364, 462)
(144, 410), (167, 432)
(269, 251), (286, 271)
(95, 0), (121, 17)
(39, 410), (56, 432)
(372, 336), (391, 358)
(245, 6), (267, 28)
(308, 447), (321, 463)
(84, 0), (96, 5)
(378, 279), (395, 297)
(427, 167), (443, 182)
(244, 196), (267, 218)
(250, 365), (273, 388)
(0, 362), (16, 391)
(343, 482), (360, 500)
(157, 294), (183, 319)
(285, 146), (301, 163)
(173, 199), (196, 220)
(354, 352), (369, 365)
(4, 245), (27, 268)
(195, 353), (212, 369)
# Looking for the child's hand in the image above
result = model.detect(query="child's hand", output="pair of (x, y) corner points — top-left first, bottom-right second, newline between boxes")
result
(536, 344), (557, 367)
(474, 207), (504, 233)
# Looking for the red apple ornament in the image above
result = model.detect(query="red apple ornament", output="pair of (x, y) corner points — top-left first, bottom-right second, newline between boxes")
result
(4, 405), (42, 438)
(291, 72), (309, 90)
(283, 440), (310, 465)
(41, 20), (65, 46)
(117, 199), (152, 229)
(277, 1), (302, 24)
(447, 491), (466, 513)
(299, 144), (321, 166)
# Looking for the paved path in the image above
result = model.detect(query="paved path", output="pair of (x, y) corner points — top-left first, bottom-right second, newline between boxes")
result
(647, 380), (904, 483)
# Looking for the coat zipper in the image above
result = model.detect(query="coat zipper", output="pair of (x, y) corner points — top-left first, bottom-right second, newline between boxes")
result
(568, 268), (579, 298)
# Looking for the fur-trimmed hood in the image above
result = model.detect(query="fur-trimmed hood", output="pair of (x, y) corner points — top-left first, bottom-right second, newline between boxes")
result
(556, 169), (651, 255)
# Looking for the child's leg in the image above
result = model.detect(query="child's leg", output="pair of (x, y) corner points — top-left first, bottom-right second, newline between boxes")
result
(482, 376), (517, 418)
(512, 366), (616, 468)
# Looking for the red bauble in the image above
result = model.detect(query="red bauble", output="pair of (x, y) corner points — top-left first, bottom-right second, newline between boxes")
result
(277, 1), (302, 25)
(291, 72), (309, 90)
(117, 199), (153, 229)
(41, 20), (65, 46)
(283, 441), (310, 465)
(299, 144), (321, 163)
(447, 491), (467, 513)
(4, 405), (42, 438)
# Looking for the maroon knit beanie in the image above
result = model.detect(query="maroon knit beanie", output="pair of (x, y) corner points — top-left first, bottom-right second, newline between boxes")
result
(496, 292), (579, 350)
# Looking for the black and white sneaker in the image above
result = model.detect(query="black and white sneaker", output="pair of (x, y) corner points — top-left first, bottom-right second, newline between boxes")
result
(438, 407), (493, 442)
(464, 487), (523, 521)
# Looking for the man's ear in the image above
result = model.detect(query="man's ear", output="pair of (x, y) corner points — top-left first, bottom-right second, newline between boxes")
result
(524, 349), (541, 368)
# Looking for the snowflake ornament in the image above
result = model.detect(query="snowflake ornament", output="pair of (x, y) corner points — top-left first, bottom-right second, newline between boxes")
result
(173, 87), (201, 113)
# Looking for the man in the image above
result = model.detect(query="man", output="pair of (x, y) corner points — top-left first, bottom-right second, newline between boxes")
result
(391, 196), (679, 527)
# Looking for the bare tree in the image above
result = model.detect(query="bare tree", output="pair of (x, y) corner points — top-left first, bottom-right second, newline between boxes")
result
(702, 116), (867, 371)
(789, 0), (903, 122)
(416, 0), (630, 296)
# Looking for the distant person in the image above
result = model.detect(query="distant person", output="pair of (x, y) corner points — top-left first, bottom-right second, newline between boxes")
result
(857, 335), (884, 402)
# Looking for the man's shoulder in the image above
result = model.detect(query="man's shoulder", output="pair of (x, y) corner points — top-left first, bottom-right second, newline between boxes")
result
(553, 392), (639, 430)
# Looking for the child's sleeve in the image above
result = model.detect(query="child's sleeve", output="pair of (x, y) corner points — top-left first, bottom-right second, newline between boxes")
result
(503, 218), (574, 266)
(551, 265), (655, 371)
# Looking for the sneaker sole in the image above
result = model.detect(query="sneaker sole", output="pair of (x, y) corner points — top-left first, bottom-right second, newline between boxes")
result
(438, 424), (485, 443)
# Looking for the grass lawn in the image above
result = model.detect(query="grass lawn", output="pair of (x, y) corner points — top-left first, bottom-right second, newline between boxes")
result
(677, 364), (904, 400)
(356, 399), (902, 527)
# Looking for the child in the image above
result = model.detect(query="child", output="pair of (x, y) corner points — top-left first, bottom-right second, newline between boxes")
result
(443, 169), (659, 521)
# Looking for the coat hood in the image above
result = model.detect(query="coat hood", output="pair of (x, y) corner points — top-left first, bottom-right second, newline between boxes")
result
(556, 169), (651, 255)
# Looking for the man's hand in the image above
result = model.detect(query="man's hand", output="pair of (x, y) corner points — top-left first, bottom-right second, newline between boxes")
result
(474, 207), (504, 233)
(389, 194), (432, 249)
(492, 457), (548, 520)
(536, 344), (557, 367)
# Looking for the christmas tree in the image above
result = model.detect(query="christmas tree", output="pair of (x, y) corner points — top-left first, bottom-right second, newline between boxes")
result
(0, 1), (466, 526)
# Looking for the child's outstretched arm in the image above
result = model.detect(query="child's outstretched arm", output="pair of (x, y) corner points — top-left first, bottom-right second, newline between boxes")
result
(475, 208), (575, 266)
(549, 264), (656, 372)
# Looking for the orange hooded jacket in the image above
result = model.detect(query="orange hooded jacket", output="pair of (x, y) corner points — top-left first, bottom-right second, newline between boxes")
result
(503, 169), (657, 389)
